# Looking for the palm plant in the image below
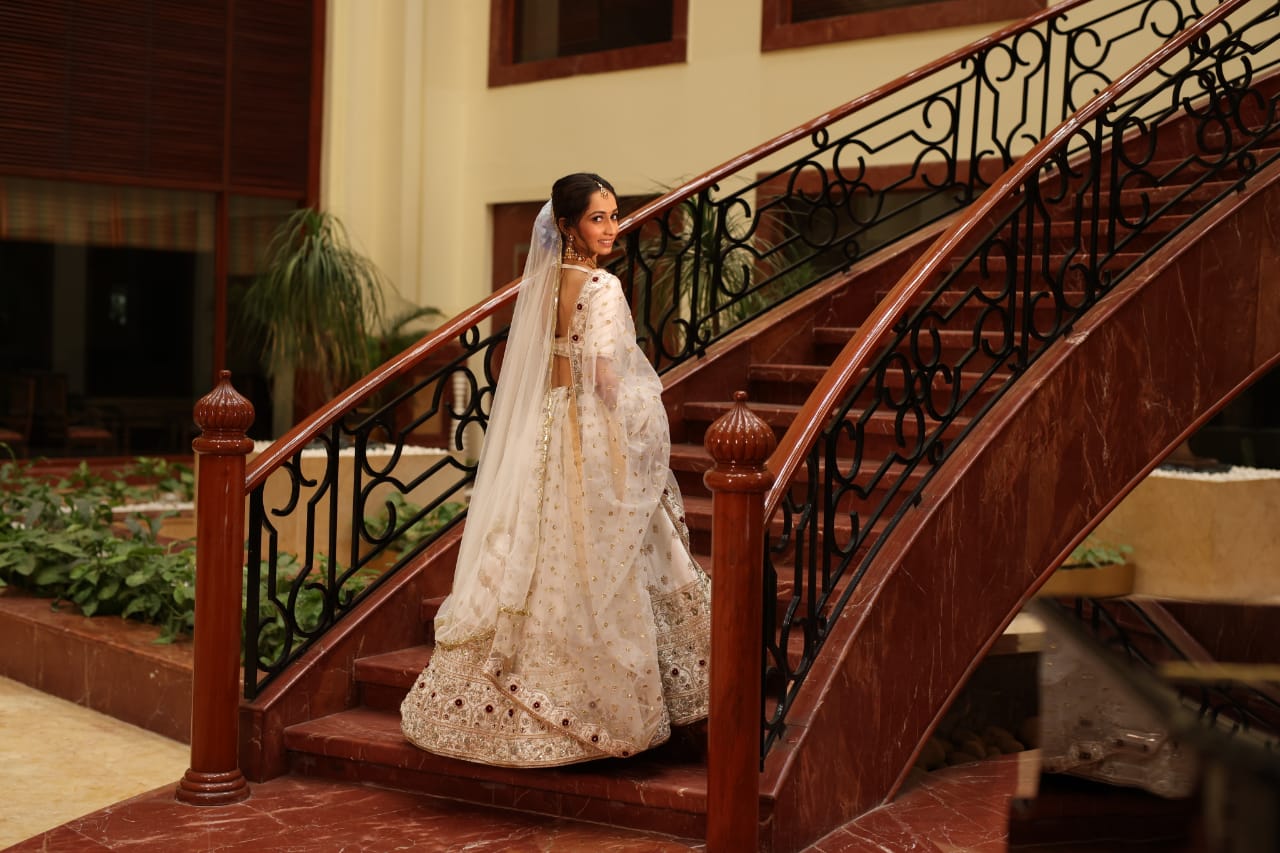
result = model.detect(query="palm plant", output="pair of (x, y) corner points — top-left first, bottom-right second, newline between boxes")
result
(239, 208), (388, 431)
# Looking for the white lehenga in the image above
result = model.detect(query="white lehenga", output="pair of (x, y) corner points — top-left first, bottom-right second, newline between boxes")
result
(400, 237), (711, 767)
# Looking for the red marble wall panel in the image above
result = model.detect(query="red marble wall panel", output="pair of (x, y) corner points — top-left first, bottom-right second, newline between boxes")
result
(0, 592), (193, 742)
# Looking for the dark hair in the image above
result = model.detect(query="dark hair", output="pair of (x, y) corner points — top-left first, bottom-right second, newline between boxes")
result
(552, 172), (616, 229)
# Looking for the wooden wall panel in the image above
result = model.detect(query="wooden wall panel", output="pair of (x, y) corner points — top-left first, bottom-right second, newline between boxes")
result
(0, 0), (314, 195)
(230, 0), (313, 192)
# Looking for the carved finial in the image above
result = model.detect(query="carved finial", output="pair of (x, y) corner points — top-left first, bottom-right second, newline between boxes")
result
(704, 391), (776, 470)
(192, 370), (255, 454)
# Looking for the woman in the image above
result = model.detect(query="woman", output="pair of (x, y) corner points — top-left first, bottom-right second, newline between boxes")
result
(401, 173), (711, 767)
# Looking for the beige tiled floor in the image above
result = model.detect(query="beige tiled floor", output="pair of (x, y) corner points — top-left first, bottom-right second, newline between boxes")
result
(0, 675), (189, 849)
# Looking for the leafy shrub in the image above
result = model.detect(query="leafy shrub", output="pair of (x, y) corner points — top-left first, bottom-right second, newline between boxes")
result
(1, 458), (435, 665)
(365, 492), (465, 557)
(0, 458), (198, 642)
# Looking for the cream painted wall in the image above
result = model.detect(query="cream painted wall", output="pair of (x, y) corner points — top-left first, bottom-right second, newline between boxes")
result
(322, 1), (1052, 317)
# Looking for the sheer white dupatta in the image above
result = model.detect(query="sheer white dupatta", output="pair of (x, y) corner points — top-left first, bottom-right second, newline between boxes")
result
(433, 202), (559, 648)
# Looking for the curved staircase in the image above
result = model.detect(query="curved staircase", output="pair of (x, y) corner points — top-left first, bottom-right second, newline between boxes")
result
(192, 2), (1280, 850)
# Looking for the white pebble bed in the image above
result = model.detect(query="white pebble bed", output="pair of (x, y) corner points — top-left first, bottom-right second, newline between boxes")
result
(111, 501), (193, 515)
(251, 440), (452, 458)
(1153, 464), (1279, 482)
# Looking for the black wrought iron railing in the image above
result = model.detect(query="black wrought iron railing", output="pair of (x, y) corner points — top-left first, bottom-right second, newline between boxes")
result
(1060, 597), (1280, 748)
(240, 0), (1236, 698)
(759, 0), (1280, 756)
(612, 0), (1227, 367)
(243, 331), (502, 695)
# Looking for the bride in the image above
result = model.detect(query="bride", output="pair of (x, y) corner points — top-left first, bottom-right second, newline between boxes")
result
(400, 173), (711, 767)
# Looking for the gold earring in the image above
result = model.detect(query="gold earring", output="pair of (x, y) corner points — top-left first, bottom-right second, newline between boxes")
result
(564, 233), (586, 263)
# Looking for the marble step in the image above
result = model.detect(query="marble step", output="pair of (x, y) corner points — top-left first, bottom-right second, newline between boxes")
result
(670, 441), (931, 520)
(355, 645), (433, 712)
(284, 706), (711, 840)
(806, 328), (1022, 380)
(1046, 179), (1239, 214)
(866, 250), (1149, 305)
(747, 361), (1013, 388)
(680, 492), (890, 542)
(1046, 215), (1190, 250)
(746, 362), (1014, 411)
(681, 399), (971, 438)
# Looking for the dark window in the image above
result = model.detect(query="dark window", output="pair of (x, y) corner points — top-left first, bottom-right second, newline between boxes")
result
(490, 0), (687, 87)
(0, 241), (54, 372)
(514, 0), (673, 62)
(85, 248), (197, 397)
(762, 0), (1046, 51)
(792, 0), (936, 22)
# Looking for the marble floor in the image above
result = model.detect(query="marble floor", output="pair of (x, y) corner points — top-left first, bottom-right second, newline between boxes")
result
(0, 676), (189, 849)
(3, 671), (1038, 851)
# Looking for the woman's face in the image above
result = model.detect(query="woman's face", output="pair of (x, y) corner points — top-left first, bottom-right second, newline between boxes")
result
(566, 190), (619, 259)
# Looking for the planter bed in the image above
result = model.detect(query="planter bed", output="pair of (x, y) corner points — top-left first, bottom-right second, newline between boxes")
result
(0, 589), (192, 742)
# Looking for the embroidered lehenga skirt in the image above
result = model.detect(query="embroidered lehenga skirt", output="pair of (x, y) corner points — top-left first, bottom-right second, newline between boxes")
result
(400, 387), (712, 767)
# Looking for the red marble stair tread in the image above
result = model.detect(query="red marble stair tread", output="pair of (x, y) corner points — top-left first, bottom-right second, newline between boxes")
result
(807, 752), (1026, 852)
(869, 290), (1069, 310)
(680, 491), (890, 558)
(681, 400), (972, 435)
(863, 250), (1151, 304)
(813, 327), (966, 347)
(1046, 179), (1237, 211)
(419, 593), (446, 626)
(748, 362), (1014, 388)
(283, 707), (710, 815)
(354, 644), (433, 688)
(1047, 213), (1189, 239)
(671, 442), (932, 493)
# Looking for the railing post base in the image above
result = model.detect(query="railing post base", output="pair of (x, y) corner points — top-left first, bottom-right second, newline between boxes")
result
(175, 769), (250, 806)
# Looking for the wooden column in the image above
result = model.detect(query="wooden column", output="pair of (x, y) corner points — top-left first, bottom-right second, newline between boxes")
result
(703, 391), (776, 853)
(177, 370), (254, 806)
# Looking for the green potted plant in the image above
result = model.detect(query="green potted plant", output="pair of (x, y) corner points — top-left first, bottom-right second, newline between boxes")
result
(632, 187), (807, 364)
(239, 208), (388, 433)
(1038, 535), (1135, 598)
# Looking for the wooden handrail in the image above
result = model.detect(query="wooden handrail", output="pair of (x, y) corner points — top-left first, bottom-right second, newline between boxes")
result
(244, 0), (1091, 492)
(762, 0), (1253, 518)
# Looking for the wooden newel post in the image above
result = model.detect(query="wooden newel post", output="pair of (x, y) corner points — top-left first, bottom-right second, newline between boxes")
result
(177, 370), (254, 806)
(703, 391), (776, 853)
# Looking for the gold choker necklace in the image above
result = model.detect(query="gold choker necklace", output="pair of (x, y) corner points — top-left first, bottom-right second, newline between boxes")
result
(563, 248), (596, 268)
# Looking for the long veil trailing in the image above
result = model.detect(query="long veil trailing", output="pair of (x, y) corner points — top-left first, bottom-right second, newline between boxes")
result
(433, 201), (560, 646)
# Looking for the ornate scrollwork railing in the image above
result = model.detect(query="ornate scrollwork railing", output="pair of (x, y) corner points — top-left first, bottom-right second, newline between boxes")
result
(240, 0), (1230, 697)
(612, 0), (1223, 367)
(243, 324), (505, 695)
(758, 0), (1280, 756)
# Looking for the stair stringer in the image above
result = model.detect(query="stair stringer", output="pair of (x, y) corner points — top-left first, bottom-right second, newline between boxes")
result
(759, 161), (1280, 853)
